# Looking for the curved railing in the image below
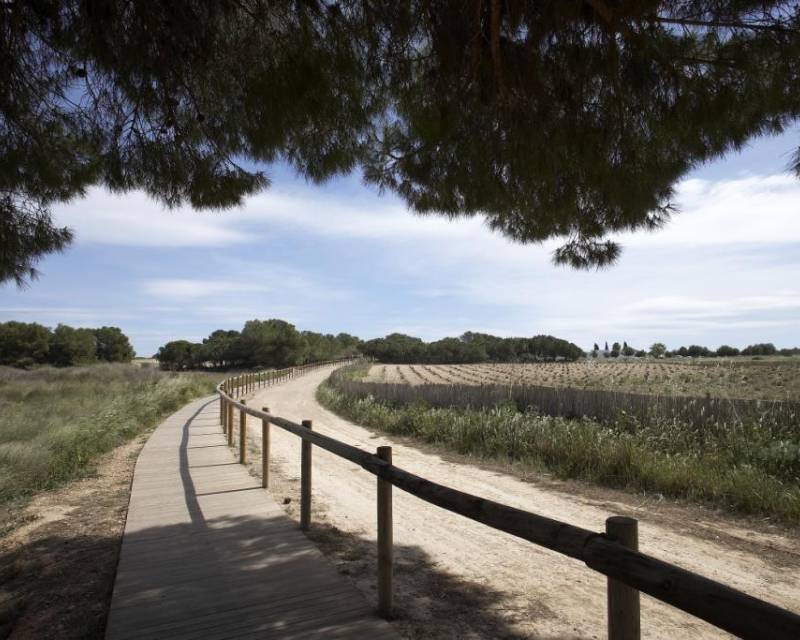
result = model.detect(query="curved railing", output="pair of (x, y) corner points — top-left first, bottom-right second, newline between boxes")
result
(216, 359), (800, 640)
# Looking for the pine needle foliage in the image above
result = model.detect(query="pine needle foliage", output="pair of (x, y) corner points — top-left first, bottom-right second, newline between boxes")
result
(3, 1), (800, 281)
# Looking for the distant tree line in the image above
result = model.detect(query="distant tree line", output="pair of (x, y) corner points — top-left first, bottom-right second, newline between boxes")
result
(591, 341), (799, 359)
(668, 343), (799, 358)
(157, 325), (586, 369)
(0, 322), (135, 368)
(362, 332), (584, 364)
(156, 319), (362, 371)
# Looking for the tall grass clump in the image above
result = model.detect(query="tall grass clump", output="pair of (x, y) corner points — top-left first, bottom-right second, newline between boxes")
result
(0, 364), (218, 505)
(317, 382), (800, 524)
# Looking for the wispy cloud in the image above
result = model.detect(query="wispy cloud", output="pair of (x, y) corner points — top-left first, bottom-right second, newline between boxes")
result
(10, 164), (800, 355)
(52, 173), (800, 253)
(53, 189), (249, 247)
(142, 279), (264, 299)
(621, 174), (800, 247)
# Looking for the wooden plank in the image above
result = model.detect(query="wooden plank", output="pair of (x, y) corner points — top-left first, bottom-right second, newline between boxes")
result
(106, 396), (398, 640)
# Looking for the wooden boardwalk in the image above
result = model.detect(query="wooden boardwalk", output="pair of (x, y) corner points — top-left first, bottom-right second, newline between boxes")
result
(106, 396), (398, 639)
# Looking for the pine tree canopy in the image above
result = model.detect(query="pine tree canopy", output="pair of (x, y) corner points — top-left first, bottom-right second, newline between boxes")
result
(3, 1), (800, 283)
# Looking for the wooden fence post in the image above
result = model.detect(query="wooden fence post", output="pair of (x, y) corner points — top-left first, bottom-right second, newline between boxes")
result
(262, 406), (271, 489)
(219, 394), (224, 427)
(239, 400), (247, 462)
(377, 446), (393, 619)
(226, 400), (234, 445)
(300, 419), (312, 531)
(607, 516), (640, 640)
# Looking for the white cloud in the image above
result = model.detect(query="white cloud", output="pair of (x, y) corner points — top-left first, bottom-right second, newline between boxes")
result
(621, 174), (800, 247)
(142, 279), (264, 299)
(0, 306), (135, 325)
(16, 169), (800, 354)
(141, 262), (355, 317)
(51, 173), (800, 253)
(52, 189), (249, 247)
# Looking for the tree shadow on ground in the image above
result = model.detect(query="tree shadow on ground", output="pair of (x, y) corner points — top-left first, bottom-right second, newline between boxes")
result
(0, 395), (577, 640)
(306, 521), (568, 640)
(0, 513), (571, 640)
(0, 519), (120, 639)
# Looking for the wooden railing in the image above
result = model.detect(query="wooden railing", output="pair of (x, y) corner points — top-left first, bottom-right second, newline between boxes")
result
(216, 360), (800, 640)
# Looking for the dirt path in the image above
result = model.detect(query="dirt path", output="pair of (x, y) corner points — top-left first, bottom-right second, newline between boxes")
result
(247, 367), (800, 640)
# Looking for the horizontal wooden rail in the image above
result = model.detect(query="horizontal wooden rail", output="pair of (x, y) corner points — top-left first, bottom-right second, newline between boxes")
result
(216, 362), (800, 640)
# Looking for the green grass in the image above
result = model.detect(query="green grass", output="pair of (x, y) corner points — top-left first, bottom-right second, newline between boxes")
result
(0, 364), (218, 505)
(318, 379), (800, 524)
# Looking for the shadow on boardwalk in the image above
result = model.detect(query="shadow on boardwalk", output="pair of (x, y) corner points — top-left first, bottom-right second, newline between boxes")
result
(0, 514), (565, 640)
(0, 395), (569, 639)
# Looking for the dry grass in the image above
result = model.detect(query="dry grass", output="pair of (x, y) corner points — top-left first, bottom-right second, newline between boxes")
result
(320, 372), (800, 524)
(0, 364), (218, 507)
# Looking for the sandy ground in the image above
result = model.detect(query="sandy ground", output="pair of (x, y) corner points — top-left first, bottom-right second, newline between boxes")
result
(244, 366), (800, 640)
(0, 432), (149, 639)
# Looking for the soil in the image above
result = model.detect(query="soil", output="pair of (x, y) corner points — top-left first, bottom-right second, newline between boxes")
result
(244, 368), (800, 640)
(0, 432), (150, 639)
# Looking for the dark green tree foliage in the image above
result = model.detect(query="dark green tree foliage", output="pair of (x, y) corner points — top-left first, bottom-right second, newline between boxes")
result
(0, 322), (52, 367)
(50, 324), (97, 366)
(94, 326), (135, 362)
(361, 334), (428, 364)
(362, 332), (583, 363)
(622, 341), (636, 356)
(157, 321), (362, 369)
(716, 344), (740, 356)
(238, 320), (306, 368)
(3, 2), (800, 283)
(649, 342), (667, 357)
(199, 330), (242, 368)
(301, 331), (363, 363)
(156, 340), (200, 371)
(427, 337), (489, 363)
(461, 332), (517, 360)
(742, 342), (777, 356)
(0, 321), (134, 367)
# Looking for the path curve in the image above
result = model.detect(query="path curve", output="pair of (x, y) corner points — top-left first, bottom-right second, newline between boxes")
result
(247, 367), (800, 639)
(106, 394), (398, 639)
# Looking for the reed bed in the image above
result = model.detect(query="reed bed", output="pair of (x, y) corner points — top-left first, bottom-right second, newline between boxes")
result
(321, 366), (800, 523)
(333, 369), (800, 431)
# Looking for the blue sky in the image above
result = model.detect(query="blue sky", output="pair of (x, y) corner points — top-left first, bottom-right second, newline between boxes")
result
(1, 129), (799, 357)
